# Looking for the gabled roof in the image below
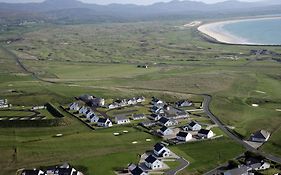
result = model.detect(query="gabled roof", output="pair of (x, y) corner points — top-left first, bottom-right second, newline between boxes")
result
(98, 118), (110, 123)
(189, 121), (199, 127)
(133, 114), (145, 118)
(90, 114), (97, 119)
(145, 155), (157, 164)
(159, 117), (169, 124)
(160, 126), (169, 132)
(115, 116), (129, 121)
(130, 165), (145, 175)
(154, 143), (165, 152)
(252, 130), (270, 139)
(198, 129), (211, 135)
(177, 131), (189, 138)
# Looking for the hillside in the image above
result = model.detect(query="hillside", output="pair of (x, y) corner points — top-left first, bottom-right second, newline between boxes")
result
(0, 0), (281, 24)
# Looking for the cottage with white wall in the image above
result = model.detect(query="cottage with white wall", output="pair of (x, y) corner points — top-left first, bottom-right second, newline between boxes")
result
(198, 129), (214, 139)
(176, 131), (192, 142)
(144, 155), (163, 170)
(153, 143), (171, 157)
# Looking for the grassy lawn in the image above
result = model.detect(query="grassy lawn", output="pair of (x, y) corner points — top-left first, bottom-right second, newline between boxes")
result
(0, 115), (160, 175)
(171, 138), (245, 175)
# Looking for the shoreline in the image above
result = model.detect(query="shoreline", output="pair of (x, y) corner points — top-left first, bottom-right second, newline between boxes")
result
(197, 16), (281, 46)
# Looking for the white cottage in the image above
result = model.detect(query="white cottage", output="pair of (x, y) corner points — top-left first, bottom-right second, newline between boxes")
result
(90, 114), (99, 123)
(144, 155), (163, 170)
(115, 116), (131, 125)
(97, 118), (112, 127)
(158, 117), (178, 127)
(250, 130), (270, 143)
(187, 121), (202, 131)
(176, 131), (192, 142)
(153, 143), (171, 157)
(69, 102), (80, 111)
(159, 126), (174, 136)
(198, 129), (214, 139)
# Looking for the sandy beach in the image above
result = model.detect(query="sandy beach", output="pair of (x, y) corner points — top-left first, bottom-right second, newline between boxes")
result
(198, 16), (281, 45)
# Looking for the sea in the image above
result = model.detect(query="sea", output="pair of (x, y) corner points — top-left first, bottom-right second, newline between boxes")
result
(222, 17), (281, 45)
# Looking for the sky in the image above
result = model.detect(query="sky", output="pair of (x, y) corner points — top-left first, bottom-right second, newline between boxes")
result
(0, 0), (262, 5)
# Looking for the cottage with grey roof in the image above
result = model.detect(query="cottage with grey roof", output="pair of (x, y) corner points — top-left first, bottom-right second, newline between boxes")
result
(185, 121), (202, 131)
(153, 143), (171, 157)
(176, 131), (192, 142)
(115, 116), (131, 125)
(158, 117), (178, 127)
(159, 126), (174, 136)
(132, 114), (146, 120)
(250, 130), (270, 143)
(128, 163), (147, 175)
(97, 118), (112, 127)
(198, 129), (214, 139)
(144, 155), (163, 170)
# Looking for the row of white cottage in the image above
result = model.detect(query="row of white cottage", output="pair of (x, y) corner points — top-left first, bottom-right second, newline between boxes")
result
(69, 103), (113, 127)
(108, 97), (145, 109)
(69, 103), (146, 127)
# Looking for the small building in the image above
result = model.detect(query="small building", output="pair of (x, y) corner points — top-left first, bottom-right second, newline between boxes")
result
(250, 130), (270, 142)
(78, 94), (94, 103)
(176, 131), (192, 142)
(90, 98), (105, 107)
(174, 111), (189, 119)
(108, 103), (119, 109)
(153, 143), (171, 157)
(144, 155), (163, 170)
(140, 121), (156, 127)
(158, 117), (178, 127)
(90, 114), (99, 123)
(69, 102), (80, 111)
(186, 121), (202, 131)
(79, 106), (88, 114)
(85, 110), (94, 119)
(128, 163), (147, 175)
(0, 99), (9, 108)
(246, 158), (270, 171)
(21, 169), (45, 175)
(31, 106), (46, 110)
(159, 126), (174, 136)
(198, 129), (214, 139)
(151, 106), (163, 114)
(149, 113), (164, 121)
(136, 96), (145, 103)
(152, 98), (164, 106)
(115, 116), (131, 125)
(128, 98), (137, 105)
(132, 114), (146, 120)
(176, 100), (192, 107)
(97, 118), (112, 127)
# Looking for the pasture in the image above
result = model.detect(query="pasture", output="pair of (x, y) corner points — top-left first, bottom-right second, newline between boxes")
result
(0, 20), (280, 174)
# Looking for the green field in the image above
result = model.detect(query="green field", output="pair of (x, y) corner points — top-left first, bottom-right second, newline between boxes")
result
(0, 19), (280, 174)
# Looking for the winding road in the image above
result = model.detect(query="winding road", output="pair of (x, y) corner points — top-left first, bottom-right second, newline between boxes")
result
(165, 158), (189, 175)
(202, 94), (281, 164)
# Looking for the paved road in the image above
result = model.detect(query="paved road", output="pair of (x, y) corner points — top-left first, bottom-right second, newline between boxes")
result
(202, 94), (281, 164)
(165, 158), (189, 175)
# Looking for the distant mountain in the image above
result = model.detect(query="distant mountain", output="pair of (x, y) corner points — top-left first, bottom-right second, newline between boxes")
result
(0, 0), (280, 24)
